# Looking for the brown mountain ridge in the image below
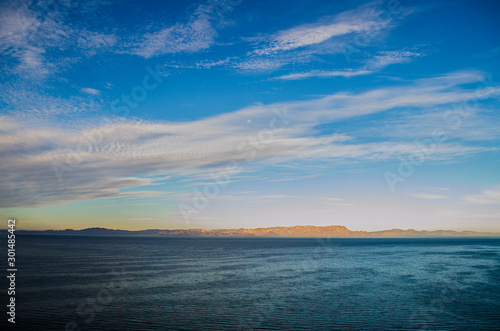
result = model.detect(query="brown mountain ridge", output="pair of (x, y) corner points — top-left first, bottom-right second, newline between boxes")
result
(16, 225), (500, 237)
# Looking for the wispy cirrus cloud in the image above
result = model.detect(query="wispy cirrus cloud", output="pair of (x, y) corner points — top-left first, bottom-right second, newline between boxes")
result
(1, 71), (497, 208)
(464, 187), (500, 205)
(0, 0), (116, 79)
(234, 57), (291, 71)
(0, 2), (61, 78)
(235, 2), (407, 72)
(366, 50), (422, 69)
(355, 92), (500, 142)
(80, 87), (101, 96)
(253, 21), (368, 56)
(323, 197), (356, 207)
(273, 50), (422, 80)
(179, 2), (418, 77)
(77, 30), (117, 56)
(0, 0), (241, 87)
(252, 2), (392, 56)
(273, 69), (372, 81)
(129, 0), (239, 58)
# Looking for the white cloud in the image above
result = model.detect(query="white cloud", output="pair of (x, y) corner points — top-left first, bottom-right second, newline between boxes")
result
(322, 197), (356, 206)
(0, 0), (117, 81)
(464, 187), (500, 205)
(77, 30), (117, 56)
(234, 57), (290, 71)
(233, 2), (402, 73)
(324, 198), (347, 202)
(130, 0), (239, 58)
(256, 22), (368, 55)
(194, 57), (238, 69)
(274, 69), (372, 80)
(356, 93), (500, 142)
(0, 2), (59, 78)
(80, 87), (100, 95)
(270, 50), (422, 80)
(366, 50), (422, 69)
(253, 3), (392, 55)
(1, 71), (496, 208)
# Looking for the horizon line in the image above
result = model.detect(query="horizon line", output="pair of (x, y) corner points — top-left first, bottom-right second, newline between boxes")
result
(8, 225), (500, 237)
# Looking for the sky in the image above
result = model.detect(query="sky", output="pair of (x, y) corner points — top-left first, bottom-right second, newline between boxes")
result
(0, 0), (499, 231)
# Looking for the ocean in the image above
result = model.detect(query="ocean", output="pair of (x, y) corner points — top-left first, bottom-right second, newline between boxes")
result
(2, 235), (500, 330)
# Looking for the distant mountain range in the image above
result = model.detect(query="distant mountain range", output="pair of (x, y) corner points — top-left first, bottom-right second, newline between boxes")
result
(12, 225), (500, 237)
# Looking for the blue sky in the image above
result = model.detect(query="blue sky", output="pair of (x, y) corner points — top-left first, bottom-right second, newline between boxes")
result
(1, 0), (499, 231)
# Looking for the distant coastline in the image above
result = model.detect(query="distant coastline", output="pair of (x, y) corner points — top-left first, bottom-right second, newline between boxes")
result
(7, 225), (500, 238)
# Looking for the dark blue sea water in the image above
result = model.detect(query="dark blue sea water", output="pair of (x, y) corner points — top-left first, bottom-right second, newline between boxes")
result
(1, 235), (500, 330)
